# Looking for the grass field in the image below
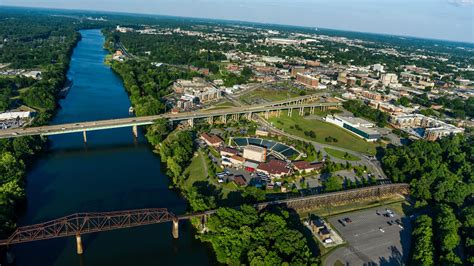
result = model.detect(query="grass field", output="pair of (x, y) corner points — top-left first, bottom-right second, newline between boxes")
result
(205, 101), (236, 111)
(267, 111), (379, 154)
(182, 151), (208, 192)
(324, 148), (361, 161)
(239, 88), (303, 104)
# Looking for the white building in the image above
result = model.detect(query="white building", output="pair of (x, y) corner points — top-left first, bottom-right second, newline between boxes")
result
(380, 73), (398, 86)
(324, 115), (380, 141)
(243, 145), (267, 162)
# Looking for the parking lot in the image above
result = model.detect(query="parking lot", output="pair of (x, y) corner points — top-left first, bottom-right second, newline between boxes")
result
(325, 208), (412, 266)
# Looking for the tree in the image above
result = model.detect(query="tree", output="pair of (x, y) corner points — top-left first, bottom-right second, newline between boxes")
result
(324, 175), (342, 192)
(436, 204), (462, 265)
(411, 215), (434, 266)
(145, 119), (171, 147)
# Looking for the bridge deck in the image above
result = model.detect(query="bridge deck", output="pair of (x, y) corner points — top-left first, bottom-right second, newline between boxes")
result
(0, 102), (340, 139)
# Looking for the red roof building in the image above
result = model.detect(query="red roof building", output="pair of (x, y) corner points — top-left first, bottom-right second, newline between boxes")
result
(257, 159), (291, 178)
(200, 133), (223, 147)
(219, 147), (240, 157)
(233, 175), (247, 186)
(293, 161), (324, 173)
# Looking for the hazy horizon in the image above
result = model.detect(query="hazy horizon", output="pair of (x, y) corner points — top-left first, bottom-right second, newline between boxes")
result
(2, 0), (473, 43)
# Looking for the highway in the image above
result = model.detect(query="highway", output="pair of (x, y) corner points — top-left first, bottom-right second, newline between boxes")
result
(0, 101), (341, 139)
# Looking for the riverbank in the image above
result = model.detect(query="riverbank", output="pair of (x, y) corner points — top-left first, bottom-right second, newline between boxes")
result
(10, 29), (212, 266)
(0, 28), (81, 264)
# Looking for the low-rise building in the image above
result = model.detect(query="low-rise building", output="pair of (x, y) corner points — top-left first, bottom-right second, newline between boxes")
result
(293, 161), (324, 173)
(200, 133), (223, 147)
(255, 128), (270, 137)
(220, 147), (239, 157)
(296, 73), (319, 88)
(257, 159), (291, 178)
(381, 73), (398, 86)
(229, 155), (246, 166)
(324, 115), (381, 141)
(233, 175), (247, 186)
(290, 66), (305, 77)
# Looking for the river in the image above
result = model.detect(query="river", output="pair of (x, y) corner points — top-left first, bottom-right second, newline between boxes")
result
(12, 29), (212, 266)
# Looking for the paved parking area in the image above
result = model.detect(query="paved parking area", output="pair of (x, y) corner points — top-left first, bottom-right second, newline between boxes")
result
(325, 208), (411, 266)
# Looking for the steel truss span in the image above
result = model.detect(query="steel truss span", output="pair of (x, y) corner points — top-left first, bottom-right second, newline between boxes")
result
(0, 184), (409, 246)
(0, 208), (176, 245)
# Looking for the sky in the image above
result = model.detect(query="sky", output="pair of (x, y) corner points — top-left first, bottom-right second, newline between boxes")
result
(2, 0), (474, 43)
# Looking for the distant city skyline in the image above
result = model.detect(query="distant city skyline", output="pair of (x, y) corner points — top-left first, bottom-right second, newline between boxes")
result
(2, 0), (473, 43)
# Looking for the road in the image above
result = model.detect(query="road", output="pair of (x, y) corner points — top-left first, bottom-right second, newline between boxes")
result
(0, 102), (341, 139)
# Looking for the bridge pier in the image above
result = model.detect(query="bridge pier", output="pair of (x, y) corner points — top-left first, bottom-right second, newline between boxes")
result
(221, 115), (227, 124)
(299, 107), (304, 116)
(246, 112), (252, 121)
(76, 233), (83, 255)
(172, 218), (179, 239)
(188, 118), (194, 128)
(82, 130), (87, 143)
(265, 110), (269, 119)
(208, 116), (213, 125)
(132, 125), (138, 138)
(288, 108), (293, 116)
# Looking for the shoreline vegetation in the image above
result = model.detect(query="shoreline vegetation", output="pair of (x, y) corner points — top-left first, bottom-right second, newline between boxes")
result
(0, 19), (82, 243)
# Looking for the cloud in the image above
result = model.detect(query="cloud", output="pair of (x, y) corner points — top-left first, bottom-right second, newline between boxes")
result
(447, 0), (474, 6)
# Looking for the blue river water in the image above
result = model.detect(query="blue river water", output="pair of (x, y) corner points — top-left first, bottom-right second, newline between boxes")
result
(12, 29), (212, 266)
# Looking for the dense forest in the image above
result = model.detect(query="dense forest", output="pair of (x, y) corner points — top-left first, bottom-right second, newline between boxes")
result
(381, 135), (473, 264)
(199, 205), (319, 265)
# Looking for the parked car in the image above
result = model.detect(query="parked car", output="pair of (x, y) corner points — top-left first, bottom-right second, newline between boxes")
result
(338, 219), (345, 227)
(344, 218), (352, 223)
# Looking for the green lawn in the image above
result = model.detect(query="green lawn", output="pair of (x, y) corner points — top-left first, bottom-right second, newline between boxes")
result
(324, 148), (361, 161)
(239, 88), (302, 104)
(182, 151), (208, 191)
(267, 111), (379, 154)
(205, 101), (236, 111)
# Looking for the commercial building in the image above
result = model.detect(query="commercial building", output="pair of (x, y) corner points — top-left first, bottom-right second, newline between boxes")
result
(390, 114), (464, 141)
(324, 115), (381, 141)
(290, 66), (305, 77)
(296, 73), (319, 89)
(243, 145), (267, 162)
(0, 111), (35, 130)
(361, 90), (382, 101)
(173, 77), (221, 103)
(380, 73), (398, 86)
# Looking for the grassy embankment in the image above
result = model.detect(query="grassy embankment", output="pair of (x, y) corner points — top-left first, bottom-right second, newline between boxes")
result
(324, 148), (360, 161)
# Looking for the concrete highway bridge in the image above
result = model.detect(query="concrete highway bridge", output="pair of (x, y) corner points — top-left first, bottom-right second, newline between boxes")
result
(0, 100), (341, 142)
(0, 183), (408, 255)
